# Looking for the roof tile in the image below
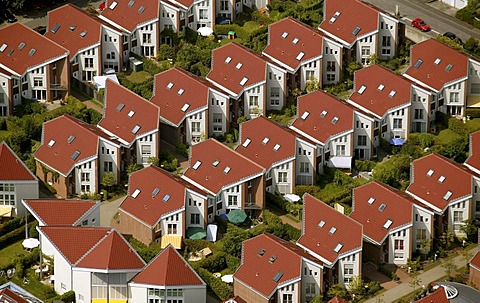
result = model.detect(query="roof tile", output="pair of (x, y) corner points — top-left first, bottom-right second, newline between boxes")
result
(99, 0), (160, 32)
(23, 199), (97, 226)
(0, 142), (37, 181)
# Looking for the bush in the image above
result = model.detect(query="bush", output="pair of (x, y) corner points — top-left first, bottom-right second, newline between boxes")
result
(407, 133), (435, 149)
(355, 160), (377, 172)
(225, 254), (241, 272)
(175, 142), (189, 158)
(196, 253), (227, 273)
(448, 117), (468, 136)
(0, 217), (25, 235)
(266, 192), (288, 212)
(184, 239), (216, 254)
(0, 222), (35, 250)
(195, 267), (233, 300)
(466, 108), (480, 118)
(435, 111), (449, 129)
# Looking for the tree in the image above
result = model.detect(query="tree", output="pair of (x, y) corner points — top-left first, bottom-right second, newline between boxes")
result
(221, 225), (250, 257)
(409, 274), (422, 296)
(442, 259), (457, 280)
(305, 78), (321, 93)
(101, 173), (116, 191)
(439, 230), (456, 250)
(147, 156), (160, 167)
(460, 219), (478, 243)
(309, 295), (322, 303)
(326, 283), (348, 299)
(127, 164), (140, 175)
(464, 37), (479, 53)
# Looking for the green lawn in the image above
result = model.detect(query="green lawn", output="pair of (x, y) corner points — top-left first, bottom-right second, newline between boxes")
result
(126, 71), (152, 84)
(436, 129), (461, 144)
(0, 240), (25, 267)
(466, 118), (480, 132)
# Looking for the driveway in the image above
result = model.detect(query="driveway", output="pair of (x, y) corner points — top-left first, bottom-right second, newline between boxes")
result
(100, 195), (125, 227)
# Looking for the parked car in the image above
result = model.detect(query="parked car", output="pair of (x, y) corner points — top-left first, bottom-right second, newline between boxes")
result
(443, 32), (463, 44)
(1, 9), (17, 23)
(411, 18), (431, 32)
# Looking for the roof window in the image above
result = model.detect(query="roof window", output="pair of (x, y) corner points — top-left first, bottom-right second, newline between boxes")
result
(358, 85), (366, 94)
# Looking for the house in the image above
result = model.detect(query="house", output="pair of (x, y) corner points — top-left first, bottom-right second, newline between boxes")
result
(0, 142), (38, 219)
(465, 130), (480, 175)
(296, 194), (363, 288)
(129, 245), (207, 302)
(234, 233), (324, 303)
(22, 199), (100, 228)
(406, 153), (476, 242)
(439, 0), (467, 10)
(236, 116), (316, 194)
(415, 285), (449, 303)
(403, 39), (480, 120)
(35, 115), (121, 198)
(46, 4), (124, 85)
(159, 0), (215, 35)
(181, 138), (265, 219)
(151, 67), (229, 146)
(216, 0), (268, 24)
(98, 79), (161, 166)
(38, 226), (145, 302)
(318, 0), (399, 65)
(207, 42), (287, 120)
(290, 90), (354, 171)
(0, 282), (43, 303)
(350, 181), (414, 265)
(99, 0), (160, 58)
(347, 65), (414, 154)
(0, 23), (69, 117)
(117, 165), (207, 247)
(263, 17), (343, 89)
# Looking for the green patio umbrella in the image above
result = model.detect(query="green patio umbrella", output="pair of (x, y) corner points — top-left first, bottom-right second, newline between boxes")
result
(186, 227), (207, 240)
(227, 209), (248, 224)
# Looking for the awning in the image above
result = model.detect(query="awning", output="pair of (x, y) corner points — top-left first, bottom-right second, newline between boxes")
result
(160, 235), (182, 249)
(327, 156), (352, 169)
(389, 138), (405, 146)
(284, 194), (301, 203)
(0, 206), (13, 217)
(93, 75), (119, 89)
(206, 224), (218, 242)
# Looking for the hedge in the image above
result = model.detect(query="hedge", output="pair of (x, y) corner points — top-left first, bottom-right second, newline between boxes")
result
(0, 217), (25, 235)
(266, 192), (288, 212)
(0, 222), (36, 251)
(448, 117), (468, 136)
(196, 267), (233, 300)
(354, 160), (378, 172)
(467, 108), (480, 118)
(47, 290), (75, 303)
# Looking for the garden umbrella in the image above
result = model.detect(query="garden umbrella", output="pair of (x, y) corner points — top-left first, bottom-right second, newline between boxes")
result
(389, 138), (405, 146)
(227, 209), (247, 224)
(22, 238), (40, 249)
(197, 26), (214, 36)
(186, 227), (207, 240)
(221, 274), (234, 283)
(219, 213), (228, 220)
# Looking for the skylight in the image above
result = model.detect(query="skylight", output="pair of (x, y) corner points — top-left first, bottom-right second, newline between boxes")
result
(358, 85), (366, 94)
(301, 111), (310, 120)
(109, 1), (118, 9)
(443, 191), (453, 201)
(131, 125), (140, 134)
(132, 188), (141, 198)
(434, 58), (441, 65)
(331, 117), (339, 124)
(242, 138), (251, 147)
(29, 49), (36, 56)
(116, 103), (125, 112)
(262, 137), (270, 144)
(128, 0), (135, 7)
(67, 135), (75, 144)
(225, 57), (232, 64)
(446, 64), (453, 71)
(18, 43), (25, 50)
(236, 63), (243, 70)
(224, 166), (231, 174)
(48, 140), (56, 147)
(329, 11), (340, 24)
(368, 197), (375, 204)
(272, 271), (284, 282)
(427, 169), (434, 177)
(438, 176), (446, 183)
(320, 110), (327, 118)
(71, 150), (81, 161)
(51, 23), (60, 34)
(296, 52), (305, 61)
(0, 44), (7, 53)
(178, 88), (185, 95)
(292, 38), (299, 45)
(383, 219), (393, 229)
(378, 204), (386, 211)
(273, 144), (281, 151)
(80, 31), (87, 38)
(389, 90), (396, 97)
(69, 25), (77, 31)
(128, 110), (135, 118)
(192, 160), (202, 170)
(377, 84), (384, 91)
(281, 32), (288, 38)
(239, 77), (248, 86)
(181, 103), (190, 112)
(212, 160), (219, 167)
(352, 26), (361, 36)
(163, 194), (170, 202)
(318, 220), (325, 228)
(167, 82), (174, 89)
(334, 242), (343, 253)
(414, 59), (423, 69)
(138, 5), (145, 13)
(329, 227), (336, 235)
(152, 188), (160, 197)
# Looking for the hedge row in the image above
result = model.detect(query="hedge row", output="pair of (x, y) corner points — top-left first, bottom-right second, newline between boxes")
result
(466, 108), (480, 118)
(0, 217), (25, 235)
(195, 267), (233, 300)
(0, 222), (36, 251)
(47, 290), (75, 303)
(193, 251), (241, 273)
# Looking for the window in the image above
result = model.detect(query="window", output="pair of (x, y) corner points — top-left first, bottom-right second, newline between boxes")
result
(382, 36), (391, 47)
(305, 282), (316, 297)
(336, 145), (346, 155)
(471, 83), (480, 94)
(81, 185), (91, 193)
(249, 95), (259, 108)
(361, 46), (370, 57)
(453, 211), (463, 222)
(103, 161), (113, 172)
(282, 294), (293, 303)
(326, 74), (336, 82)
(270, 87), (280, 106)
(300, 162), (309, 173)
(278, 172), (287, 183)
(344, 265), (354, 276)
(414, 109), (424, 120)
(33, 77), (43, 87)
(191, 122), (201, 133)
(213, 113), (222, 132)
(190, 213), (200, 225)
(167, 223), (178, 234)
(393, 118), (402, 129)
(326, 61), (336, 72)
(141, 145), (151, 162)
(220, 0), (228, 10)
(306, 70), (315, 80)
(228, 195), (237, 206)
(81, 173), (90, 182)
(416, 228), (426, 241)
(450, 92), (459, 103)
(199, 9), (208, 19)
(84, 58), (93, 68)
(357, 135), (367, 146)
(394, 239), (404, 250)
(0, 183), (15, 206)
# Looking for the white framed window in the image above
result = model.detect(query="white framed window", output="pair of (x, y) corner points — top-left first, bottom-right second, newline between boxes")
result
(278, 172), (287, 183)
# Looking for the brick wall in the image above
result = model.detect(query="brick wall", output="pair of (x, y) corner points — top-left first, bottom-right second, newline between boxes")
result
(233, 279), (269, 303)
(118, 209), (153, 245)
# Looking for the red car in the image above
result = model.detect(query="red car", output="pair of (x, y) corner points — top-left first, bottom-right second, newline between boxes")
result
(411, 18), (431, 32)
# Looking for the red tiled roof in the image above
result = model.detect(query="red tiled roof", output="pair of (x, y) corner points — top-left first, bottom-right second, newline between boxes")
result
(407, 153), (472, 212)
(236, 116), (296, 170)
(465, 131), (480, 173)
(35, 115), (105, 176)
(350, 181), (413, 245)
(404, 39), (468, 92)
(297, 194), (362, 265)
(222, 297), (247, 303)
(291, 90), (354, 144)
(183, 139), (264, 194)
(263, 17), (324, 72)
(328, 297), (349, 303)
(0, 23), (68, 76)
(120, 166), (190, 227)
(39, 226), (111, 265)
(207, 42), (267, 97)
(151, 67), (209, 126)
(76, 230), (145, 270)
(349, 65), (412, 118)
(165, 0), (194, 10)
(132, 245), (205, 286)
(234, 233), (321, 299)
(415, 286), (449, 303)
(99, 0), (160, 32)
(0, 289), (28, 303)
(23, 199), (97, 226)
(46, 4), (103, 58)
(98, 79), (160, 145)
(470, 250), (480, 270)
(0, 142), (37, 181)
(319, 0), (379, 46)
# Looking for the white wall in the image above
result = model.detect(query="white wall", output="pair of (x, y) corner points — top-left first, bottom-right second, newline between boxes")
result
(208, 89), (229, 135)
(22, 65), (47, 101)
(75, 46), (100, 82)
(243, 84), (265, 119)
(74, 159), (97, 194)
(99, 139), (120, 182)
(322, 38), (342, 85)
(186, 191), (207, 229)
(14, 181), (39, 217)
(54, 252), (73, 294)
(270, 161), (294, 194)
(129, 284), (147, 303)
(448, 199), (471, 237)
(385, 106), (409, 141)
(192, 0), (214, 29)
(301, 259), (322, 295)
(412, 206), (434, 252)
(410, 86), (430, 133)
(295, 139), (316, 186)
(266, 64), (286, 111)
(387, 227), (411, 265)
(101, 26), (123, 71)
(160, 211), (184, 236)
(185, 110), (207, 145)
(473, 178), (480, 219)
(378, 14), (398, 60)
(337, 252), (361, 287)
(221, 184), (243, 210)
(160, 3), (180, 33)
(135, 132), (158, 165)
(72, 270), (92, 303)
(276, 281), (300, 303)
(356, 34), (377, 66)
(0, 74), (10, 117)
(131, 21), (158, 58)
(353, 112), (374, 160)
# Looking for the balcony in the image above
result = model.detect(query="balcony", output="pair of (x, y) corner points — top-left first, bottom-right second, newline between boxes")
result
(244, 202), (262, 210)
(50, 83), (67, 90)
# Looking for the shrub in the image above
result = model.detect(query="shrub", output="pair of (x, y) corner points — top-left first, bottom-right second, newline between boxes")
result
(355, 160), (377, 172)
(196, 267), (233, 300)
(435, 111), (449, 129)
(0, 222), (36, 250)
(196, 253), (227, 273)
(466, 108), (480, 118)
(184, 239), (216, 254)
(266, 192), (288, 212)
(0, 217), (25, 235)
(448, 117), (468, 136)
(407, 133), (435, 149)
(175, 142), (189, 158)
(225, 254), (241, 272)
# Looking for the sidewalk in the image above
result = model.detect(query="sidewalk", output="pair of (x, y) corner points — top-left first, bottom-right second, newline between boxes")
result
(365, 246), (478, 302)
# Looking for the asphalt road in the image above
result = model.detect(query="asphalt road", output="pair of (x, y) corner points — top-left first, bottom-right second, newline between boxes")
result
(364, 0), (480, 42)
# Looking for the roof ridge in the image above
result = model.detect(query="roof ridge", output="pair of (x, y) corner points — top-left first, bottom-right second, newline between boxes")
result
(0, 141), (38, 180)
(74, 228), (113, 266)
(208, 138), (266, 170)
